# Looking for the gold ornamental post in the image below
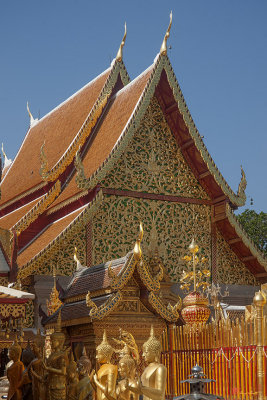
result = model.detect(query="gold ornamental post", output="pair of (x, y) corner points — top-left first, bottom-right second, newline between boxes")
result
(253, 290), (266, 400)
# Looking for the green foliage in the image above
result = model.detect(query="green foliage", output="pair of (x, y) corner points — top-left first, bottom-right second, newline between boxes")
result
(237, 209), (267, 256)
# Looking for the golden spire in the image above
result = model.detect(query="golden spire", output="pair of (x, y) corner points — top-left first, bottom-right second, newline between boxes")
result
(133, 222), (143, 261)
(46, 266), (62, 316)
(160, 11), (173, 56)
(116, 22), (127, 62)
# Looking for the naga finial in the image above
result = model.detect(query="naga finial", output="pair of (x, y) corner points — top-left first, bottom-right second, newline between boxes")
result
(27, 101), (38, 128)
(237, 165), (247, 201)
(160, 11), (172, 56)
(1, 143), (12, 170)
(116, 22), (127, 62)
(134, 222), (143, 261)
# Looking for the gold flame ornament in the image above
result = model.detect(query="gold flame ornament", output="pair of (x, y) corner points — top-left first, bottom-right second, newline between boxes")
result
(160, 11), (172, 56)
(133, 222), (143, 261)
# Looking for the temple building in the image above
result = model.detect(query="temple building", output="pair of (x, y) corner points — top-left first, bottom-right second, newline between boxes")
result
(0, 21), (266, 345)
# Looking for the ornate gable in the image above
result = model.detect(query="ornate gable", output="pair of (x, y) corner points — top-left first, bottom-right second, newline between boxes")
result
(92, 194), (211, 282)
(103, 97), (209, 199)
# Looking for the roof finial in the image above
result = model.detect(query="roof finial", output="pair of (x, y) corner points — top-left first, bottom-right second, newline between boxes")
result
(74, 246), (83, 271)
(116, 22), (127, 62)
(27, 101), (38, 128)
(160, 11), (173, 56)
(237, 165), (247, 201)
(134, 222), (144, 261)
(1, 143), (12, 170)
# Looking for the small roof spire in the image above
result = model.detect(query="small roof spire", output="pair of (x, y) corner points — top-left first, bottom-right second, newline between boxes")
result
(27, 101), (38, 128)
(160, 11), (173, 56)
(1, 143), (12, 170)
(116, 22), (127, 62)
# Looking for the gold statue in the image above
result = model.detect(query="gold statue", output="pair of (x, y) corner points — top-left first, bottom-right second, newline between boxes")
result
(92, 330), (117, 400)
(105, 329), (139, 400)
(43, 310), (68, 400)
(76, 348), (93, 400)
(7, 337), (24, 400)
(128, 326), (166, 400)
(30, 329), (46, 400)
(67, 352), (79, 400)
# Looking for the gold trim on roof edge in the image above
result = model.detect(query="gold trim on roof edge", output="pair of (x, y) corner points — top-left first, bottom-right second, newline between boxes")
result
(13, 180), (61, 236)
(17, 190), (104, 279)
(137, 257), (163, 292)
(108, 253), (137, 290)
(73, 54), (246, 207)
(40, 61), (130, 182)
(148, 291), (180, 322)
(86, 291), (123, 320)
(226, 203), (267, 270)
(0, 182), (47, 211)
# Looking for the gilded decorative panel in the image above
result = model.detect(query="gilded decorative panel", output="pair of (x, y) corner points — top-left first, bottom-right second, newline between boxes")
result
(103, 97), (209, 199)
(216, 230), (258, 286)
(32, 225), (87, 276)
(92, 195), (211, 282)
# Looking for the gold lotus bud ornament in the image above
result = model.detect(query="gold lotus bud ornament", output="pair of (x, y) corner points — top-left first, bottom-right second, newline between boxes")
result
(189, 238), (199, 254)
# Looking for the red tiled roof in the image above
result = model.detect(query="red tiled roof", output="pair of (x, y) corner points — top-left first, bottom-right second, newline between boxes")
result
(0, 197), (41, 230)
(48, 68), (153, 210)
(17, 206), (86, 267)
(65, 257), (127, 299)
(45, 295), (110, 324)
(0, 69), (111, 207)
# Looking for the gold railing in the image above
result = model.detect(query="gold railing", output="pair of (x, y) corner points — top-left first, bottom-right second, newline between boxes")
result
(161, 300), (267, 399)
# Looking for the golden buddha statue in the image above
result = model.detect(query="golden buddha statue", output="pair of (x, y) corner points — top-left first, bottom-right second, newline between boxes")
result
(128, 326), (166, 400)
(92, 330), (117, 400)
(76, 348), (93, 400)
(43, 310), (68, 400)
(7, 337), (24, 400)
(30, 329), (46, 400)
(67, 352), (79, 400)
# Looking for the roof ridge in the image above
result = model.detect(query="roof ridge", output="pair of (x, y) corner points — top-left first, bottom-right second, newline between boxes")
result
(162, 57), (247, 207)
(40, 60), (130, 183)
(12, 180), (61, 236)
(72, 54), (248, 207)
(17, 190), (104, 279)
(0, 66), (111, 189)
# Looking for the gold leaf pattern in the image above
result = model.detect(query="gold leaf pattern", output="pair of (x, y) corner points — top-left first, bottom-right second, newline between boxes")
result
(92, 195), (211, 282)
(216, 229), (258, 286)
(103, 97), (209, 199)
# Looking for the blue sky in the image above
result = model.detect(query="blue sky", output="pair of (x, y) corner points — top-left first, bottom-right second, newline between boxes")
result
(0, 1), (266, 212)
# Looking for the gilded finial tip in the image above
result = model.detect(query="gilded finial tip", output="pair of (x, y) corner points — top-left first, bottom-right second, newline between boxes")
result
(116, 22), (127, 62)
(160, 11), (173, 56)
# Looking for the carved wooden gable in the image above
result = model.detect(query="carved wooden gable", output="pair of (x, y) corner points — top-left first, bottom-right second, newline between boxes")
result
(103, 97), (209, 199)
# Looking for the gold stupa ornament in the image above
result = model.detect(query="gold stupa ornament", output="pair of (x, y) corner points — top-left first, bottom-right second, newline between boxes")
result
(46, 266), (62, 316)
(180, 239), (211, 326)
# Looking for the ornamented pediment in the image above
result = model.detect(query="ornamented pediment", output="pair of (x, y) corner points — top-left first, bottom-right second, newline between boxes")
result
(103, 97), (209, 200)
